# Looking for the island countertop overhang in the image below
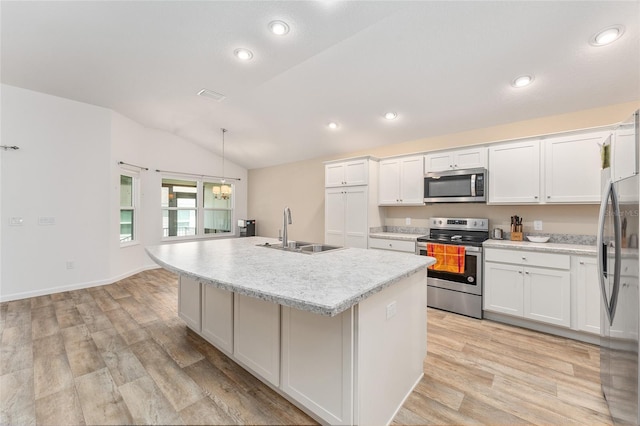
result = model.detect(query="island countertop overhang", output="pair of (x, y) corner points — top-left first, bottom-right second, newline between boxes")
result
(146, 237), (434, 316)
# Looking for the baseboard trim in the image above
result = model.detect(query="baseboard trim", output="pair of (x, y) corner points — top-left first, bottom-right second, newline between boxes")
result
(0, 264), (161, 302)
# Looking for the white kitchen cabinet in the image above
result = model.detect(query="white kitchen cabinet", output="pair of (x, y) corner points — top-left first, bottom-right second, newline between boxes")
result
(378, 155), (424, 205)
(524, 266), (571, 327)
(544, 131), (608, 203)
(612, 120), (636, 182)
(368, 238), (416, 253)
(573, 256), (600, 335)
(325, 158), (369, 187)
(424, 147), (487, 172)
(234, 294), (280, 386)
(201, 285), (234, 353)
(488, 140), (541, 204)
(325, 186), (368, 249)
(484, 262), (524, 316)
(178, 275), (201, 332)
(484, 248), (571, 327)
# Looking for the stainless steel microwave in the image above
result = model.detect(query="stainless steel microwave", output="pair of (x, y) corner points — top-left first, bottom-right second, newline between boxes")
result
(424, 168), (487, 203)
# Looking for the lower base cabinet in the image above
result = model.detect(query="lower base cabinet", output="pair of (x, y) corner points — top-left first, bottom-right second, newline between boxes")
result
(178, 276), (201, 332)
(484, 249), (571, 328)
(201, 285), (234, 353)
(573, 256), (600, 334)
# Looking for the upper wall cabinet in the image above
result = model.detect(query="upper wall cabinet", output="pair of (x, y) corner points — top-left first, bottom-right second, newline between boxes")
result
(325, 158), (369, 187)
(488, 140), (541, 204)
(378, 155), (424, 206)
(612, 113), (638, 182)
(544, 131), (609, 203)
(424, 147), (487, 172)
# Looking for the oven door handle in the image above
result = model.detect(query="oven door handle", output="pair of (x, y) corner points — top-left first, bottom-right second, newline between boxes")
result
(416, 243), (482, 253)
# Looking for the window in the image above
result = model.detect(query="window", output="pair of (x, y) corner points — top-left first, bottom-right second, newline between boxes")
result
(162, 178), (233, 239)
(120, 172), (138, 245)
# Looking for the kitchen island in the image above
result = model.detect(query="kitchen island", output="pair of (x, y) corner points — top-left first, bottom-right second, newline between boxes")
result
(146, 237), (433, 425)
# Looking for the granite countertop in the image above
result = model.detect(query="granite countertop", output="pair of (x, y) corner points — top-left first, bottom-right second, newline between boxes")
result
(146, 237), (434, 317)
(369, 232), (425, 241)
(483, 239), (597, 256)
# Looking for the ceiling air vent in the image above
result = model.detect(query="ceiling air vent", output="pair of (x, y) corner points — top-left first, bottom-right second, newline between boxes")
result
(197, 88), (226, 101)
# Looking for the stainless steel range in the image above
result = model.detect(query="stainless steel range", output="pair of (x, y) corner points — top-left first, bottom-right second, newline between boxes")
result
(416, 217), (489, 319)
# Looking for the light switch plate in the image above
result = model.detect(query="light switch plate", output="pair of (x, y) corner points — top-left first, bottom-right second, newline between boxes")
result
(534, 220), (543, 231)
(405, 217), (411, 225)
(9, 217), (24, 226)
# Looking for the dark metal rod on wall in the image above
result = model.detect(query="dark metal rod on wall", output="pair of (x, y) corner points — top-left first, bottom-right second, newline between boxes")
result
(155, 169), (241, 181)
(1, 145), (20, 151)
(118, 161), (149, 171)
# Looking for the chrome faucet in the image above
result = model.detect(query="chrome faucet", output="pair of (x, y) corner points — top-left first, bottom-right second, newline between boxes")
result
(283, 207), (292, 248)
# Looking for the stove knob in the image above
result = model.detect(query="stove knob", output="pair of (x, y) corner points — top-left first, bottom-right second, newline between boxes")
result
(473, 221), (477, 226)
(438, 220), (443, 225)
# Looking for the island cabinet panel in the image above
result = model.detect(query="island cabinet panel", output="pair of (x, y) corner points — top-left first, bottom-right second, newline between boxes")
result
(281, 307), (354, 425)
(233, 294), (280, 386)
(201, 285), (234, 354)
(356, 270), (427, 426)
(178, 276), (201, 332)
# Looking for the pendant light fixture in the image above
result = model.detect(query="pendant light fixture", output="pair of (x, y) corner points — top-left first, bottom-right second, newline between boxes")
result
(213, 128), (232, 200)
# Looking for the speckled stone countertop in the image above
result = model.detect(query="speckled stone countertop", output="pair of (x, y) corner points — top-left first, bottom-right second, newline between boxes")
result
(369, 226), (429, 242)
(483, 239), (597, 256)
(146, 237), (434, 317)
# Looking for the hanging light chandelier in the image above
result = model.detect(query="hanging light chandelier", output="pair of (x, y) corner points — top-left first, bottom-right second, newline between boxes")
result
(213, 128), (232, 200)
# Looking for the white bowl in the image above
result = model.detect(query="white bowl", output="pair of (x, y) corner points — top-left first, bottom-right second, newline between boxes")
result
(526, 236), (550, 243)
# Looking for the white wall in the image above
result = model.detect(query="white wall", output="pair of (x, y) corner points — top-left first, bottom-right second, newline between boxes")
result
(1, 85), (112, 299)
(1, 85), (248, 301)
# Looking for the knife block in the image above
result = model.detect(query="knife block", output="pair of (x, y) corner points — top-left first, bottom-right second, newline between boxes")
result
(510, 224), (523, 241)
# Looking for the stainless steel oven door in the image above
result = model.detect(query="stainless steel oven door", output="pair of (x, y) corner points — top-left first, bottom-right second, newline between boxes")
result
(417, 243), (483, 296)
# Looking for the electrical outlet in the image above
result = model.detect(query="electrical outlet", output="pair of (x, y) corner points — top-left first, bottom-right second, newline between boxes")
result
(66, 261), (75, 270)
(405, 217), (411, 225)
(386, 301), (397, 320)
(534, 220), (543, 231)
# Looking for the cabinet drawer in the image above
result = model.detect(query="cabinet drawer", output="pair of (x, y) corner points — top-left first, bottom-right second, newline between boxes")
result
(369, 238), (416, 253)
(484, 248), (570, 270)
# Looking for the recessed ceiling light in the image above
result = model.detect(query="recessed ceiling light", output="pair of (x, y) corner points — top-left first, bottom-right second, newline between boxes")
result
(590, 25), (625, 46)
(511, 75), (534, 88)
(327, 122), (339, 130)
(234, 48), (253, 61)
(384, 112), (398, 120)
(269, 20), (290, 36)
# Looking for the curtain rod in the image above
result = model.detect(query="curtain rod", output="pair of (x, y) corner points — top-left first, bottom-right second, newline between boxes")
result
(155, 169), (241, 181)
(118, 161), (149, 171)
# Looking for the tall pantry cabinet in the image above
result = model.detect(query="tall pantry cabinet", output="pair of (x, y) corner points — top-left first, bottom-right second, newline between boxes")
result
(324, 157), (382, 249)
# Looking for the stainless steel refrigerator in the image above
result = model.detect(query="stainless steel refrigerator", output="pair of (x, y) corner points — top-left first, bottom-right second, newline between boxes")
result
(598, 110), (640, 425)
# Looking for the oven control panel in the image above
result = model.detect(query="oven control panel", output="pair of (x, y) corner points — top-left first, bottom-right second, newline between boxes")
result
(430, 217), (488, 231)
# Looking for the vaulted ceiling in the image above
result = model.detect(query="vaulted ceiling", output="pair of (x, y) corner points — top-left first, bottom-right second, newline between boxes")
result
(2, 1), (638, 169)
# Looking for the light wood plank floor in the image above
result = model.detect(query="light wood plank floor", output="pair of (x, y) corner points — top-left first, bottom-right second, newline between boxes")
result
(1, 269), (612, 425)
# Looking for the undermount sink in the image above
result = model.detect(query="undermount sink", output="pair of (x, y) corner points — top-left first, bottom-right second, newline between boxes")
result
(257, 241), (344, 255)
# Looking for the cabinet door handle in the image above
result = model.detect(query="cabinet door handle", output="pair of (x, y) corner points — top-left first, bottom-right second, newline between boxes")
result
(579, 261), (585, 265)
(547, 196), (551, 199)
(389, 243), (393, 247)
(522, 256), (526, 260)
(525, 271), (529, 275)
(518, 270), (522, 274)
(534, 196), (539, 199)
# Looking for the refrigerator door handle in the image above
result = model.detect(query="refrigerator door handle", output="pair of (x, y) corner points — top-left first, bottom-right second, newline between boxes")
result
(609, 183), (622, 325)
(597, 178), (621, 326)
